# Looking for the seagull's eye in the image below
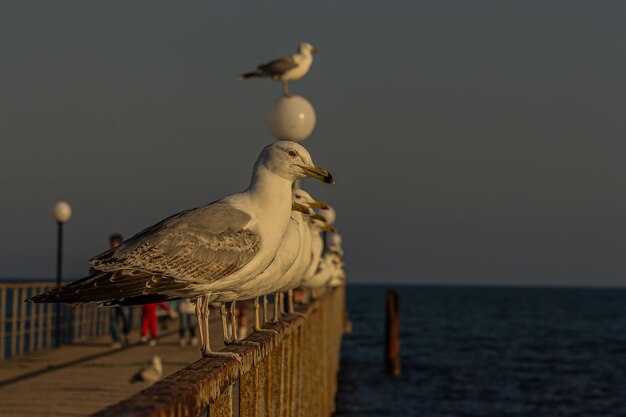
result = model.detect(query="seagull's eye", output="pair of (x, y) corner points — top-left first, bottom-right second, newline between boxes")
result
(288, 150), (297, 157)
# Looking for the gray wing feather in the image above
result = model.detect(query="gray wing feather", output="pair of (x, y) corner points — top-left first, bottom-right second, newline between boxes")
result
(258, 57), (298, 76)
(28, 202), (260, 305)
(91, 202), (260, 283)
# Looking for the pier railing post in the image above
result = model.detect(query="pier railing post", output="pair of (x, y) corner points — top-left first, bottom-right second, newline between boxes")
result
(239, 365), (260, 417)
(210, 384), (233, 417)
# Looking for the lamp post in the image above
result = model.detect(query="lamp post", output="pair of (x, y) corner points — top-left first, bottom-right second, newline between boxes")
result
(52, 201), (72, 347)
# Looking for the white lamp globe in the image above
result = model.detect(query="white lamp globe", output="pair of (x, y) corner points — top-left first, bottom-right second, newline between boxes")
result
(267, 95), (316, 142)
(52, 201), (72, 224)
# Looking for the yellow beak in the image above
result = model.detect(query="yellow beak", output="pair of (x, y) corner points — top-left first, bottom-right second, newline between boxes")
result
(291, 201), (310, 214)
(309, 200), (330, 210)
(296, 164), (335, 184)
(310, 213), (327, 222)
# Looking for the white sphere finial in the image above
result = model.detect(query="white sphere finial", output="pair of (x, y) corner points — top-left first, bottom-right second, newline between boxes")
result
(267, 95), (316, 142)
(53, 201), (72, 224)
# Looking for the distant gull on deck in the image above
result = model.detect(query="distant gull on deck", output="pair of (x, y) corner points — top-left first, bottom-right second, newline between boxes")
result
(130, 355), (163, 384)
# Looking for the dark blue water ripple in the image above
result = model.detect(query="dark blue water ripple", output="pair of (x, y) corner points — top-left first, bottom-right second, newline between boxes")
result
(334, 285), (626, 417)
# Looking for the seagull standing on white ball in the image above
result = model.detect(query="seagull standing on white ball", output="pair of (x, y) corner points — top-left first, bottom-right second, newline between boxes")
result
(240, 42), (319, 97)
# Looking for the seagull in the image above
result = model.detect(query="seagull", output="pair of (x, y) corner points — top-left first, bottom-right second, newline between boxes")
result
(210, 200), (323, 339)
(328, 252), (346, 288)
(304, 203), (345, 293)
(239, 42), (319, 96)
(262, 202), (328, 324)
(130, 355), (162, 384)
(276, 189), (329, 312)
(302, 214), (335, 286)
(316, 204), (344, 256)
(317, 205), (336, 226)
(301, 252), (333, 290)
(28, 141), (334, 359)
(328, 232), (344, 257)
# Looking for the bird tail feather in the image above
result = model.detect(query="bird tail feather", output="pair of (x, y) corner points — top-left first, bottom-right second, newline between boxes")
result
(26, 270), (191, 305)
(238, 70), (265, 79)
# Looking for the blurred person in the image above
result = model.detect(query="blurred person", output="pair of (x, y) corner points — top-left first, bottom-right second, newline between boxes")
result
(140, 302), (172, 346)
(157, 302), (173, 331)
(236, 299), (252, 340)
(177, 299), (198, 346)
(108, 234), (133, 347)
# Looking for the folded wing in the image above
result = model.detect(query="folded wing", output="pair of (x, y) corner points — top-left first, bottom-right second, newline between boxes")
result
(29, 202), (260, 304)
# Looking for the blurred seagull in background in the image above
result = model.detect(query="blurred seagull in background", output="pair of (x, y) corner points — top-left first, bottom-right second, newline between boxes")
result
(278, 189), (329, 313)
(130, 355), (162, 384)
(239, 42), (319, 96)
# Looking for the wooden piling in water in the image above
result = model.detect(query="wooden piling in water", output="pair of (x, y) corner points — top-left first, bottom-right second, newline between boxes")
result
(385, 290), (401, 376)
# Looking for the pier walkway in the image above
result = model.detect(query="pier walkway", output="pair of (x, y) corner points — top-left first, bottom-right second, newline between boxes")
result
(0, 287), (346, 417)
(0, 313), (221, 417)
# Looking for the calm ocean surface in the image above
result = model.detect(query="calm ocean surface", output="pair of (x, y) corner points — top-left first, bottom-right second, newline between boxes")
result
(335, 285), (626, 417)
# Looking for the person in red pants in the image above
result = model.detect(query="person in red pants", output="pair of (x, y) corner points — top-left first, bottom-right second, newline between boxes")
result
(140, 302), (171, 346)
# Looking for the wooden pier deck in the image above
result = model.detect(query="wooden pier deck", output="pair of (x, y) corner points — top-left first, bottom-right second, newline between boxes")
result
(0, 287), (346, 417)
(0, 312), (225, 417)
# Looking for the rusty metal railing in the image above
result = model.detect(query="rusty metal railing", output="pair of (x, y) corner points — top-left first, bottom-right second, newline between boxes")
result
(0, 281), (116, 359)
(94, 286), (346, 417)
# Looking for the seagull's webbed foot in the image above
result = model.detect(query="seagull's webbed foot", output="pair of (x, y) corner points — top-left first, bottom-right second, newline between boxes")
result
(201, 349), (242, 363)
(254, 326), (281, 336)
(238, 340), (263, 347)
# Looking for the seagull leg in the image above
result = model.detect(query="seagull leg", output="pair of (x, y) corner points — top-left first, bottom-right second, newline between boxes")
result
(223, 297), (262, 346)
(253, 297), (262, 330)
(272, 292), (280, 323)
(280, 291), (286, 315)
(229, 300), (239, 344)
(263, 295), (269, 324)
(220, 303), (232, 345)
(197, 296), (241, 361)
(288, 289), (306, 318)
(288, 290), (295, 313)
(202, 296), (211, 349)
(282, 81), (292, 97)
(194, 297), (206, 352)
(253, 296), (280, 336)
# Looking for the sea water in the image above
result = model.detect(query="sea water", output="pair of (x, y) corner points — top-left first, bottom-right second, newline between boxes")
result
(334, 284), (626, 416)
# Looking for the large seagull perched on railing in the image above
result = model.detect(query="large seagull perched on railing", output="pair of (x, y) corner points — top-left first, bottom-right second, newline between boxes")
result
(239, 42), (319, 97)
(28, 141), (334, 359)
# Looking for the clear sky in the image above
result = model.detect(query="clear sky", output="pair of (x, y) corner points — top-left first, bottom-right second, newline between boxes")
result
(1, 1), (625, 286)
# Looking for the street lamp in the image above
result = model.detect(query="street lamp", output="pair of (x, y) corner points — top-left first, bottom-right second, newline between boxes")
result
(52, 201), (72, 347)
